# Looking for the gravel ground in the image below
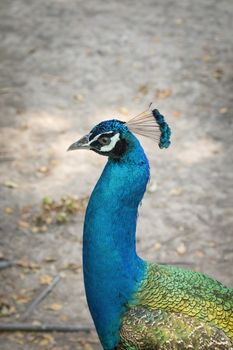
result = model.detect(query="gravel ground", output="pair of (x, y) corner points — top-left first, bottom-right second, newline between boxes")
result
(0, 0), (233, 349)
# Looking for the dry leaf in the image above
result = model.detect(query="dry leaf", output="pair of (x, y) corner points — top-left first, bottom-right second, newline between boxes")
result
(15, 332), (24, 338)
(46, 303), (63, 311)
(154, 242), (161, 251)
(4, 207), (14, 214)
(39, 334), (54, 346)
(169, 187), (183, 196)
(176, 242), (187, 256)
(18, 220), (30, 229)
(40, 275), (53, 285)
(4, 180), (18, 189)
(147, 181), (157, 193)
(17, 257), (40, 270)
(171, 110), (182, 118)
(195, 250), (205, 258)
(56, 212), (68, 224)
(14, 294), (30, 304)
(17, 257), (30, 268)
(202, 55), (212, 62)
(59, 314), (69, 321)
(137, 84), (149, 95)
(31, 226), (39, 233)
(62, 263), (82, 273)
(156, 89), (172, 99)
(39, 225), (48, 233)
(44, 256), (57, 263)
(118, 107), (129, 115)
(73, 94), (84, 102)
(175, 18), (183, 25)
(0, 302), (16, 316)
(213, 68), (224, 80)
(38, 166), (49, 174)
(219, 107), (228, 114)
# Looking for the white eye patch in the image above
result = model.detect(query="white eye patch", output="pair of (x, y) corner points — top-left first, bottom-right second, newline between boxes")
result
(87, 131), (113, 144)
(100, 133), (120, 152)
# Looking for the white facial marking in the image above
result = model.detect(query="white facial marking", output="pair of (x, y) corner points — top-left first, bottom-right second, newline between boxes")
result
(87, 131), (113, 145)
(100, 133), (120, 152)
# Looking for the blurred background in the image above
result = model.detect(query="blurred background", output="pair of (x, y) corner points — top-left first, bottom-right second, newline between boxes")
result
(0, 0), (233, 349)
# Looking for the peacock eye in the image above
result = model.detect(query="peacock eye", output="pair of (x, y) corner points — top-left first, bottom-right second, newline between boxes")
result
(98, 136), (111, 145)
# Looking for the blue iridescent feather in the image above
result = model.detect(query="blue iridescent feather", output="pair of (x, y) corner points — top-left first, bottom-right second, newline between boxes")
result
(152, 109), (171, 149)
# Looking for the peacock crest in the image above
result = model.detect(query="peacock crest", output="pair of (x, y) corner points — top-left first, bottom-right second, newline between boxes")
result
(126, 105), (171, 149)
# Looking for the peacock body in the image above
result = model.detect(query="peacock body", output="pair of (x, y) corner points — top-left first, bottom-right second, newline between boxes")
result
(68, 109), (233, 350)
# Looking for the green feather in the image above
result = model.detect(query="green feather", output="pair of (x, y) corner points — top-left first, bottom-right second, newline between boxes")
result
(118, 263), (233, 349)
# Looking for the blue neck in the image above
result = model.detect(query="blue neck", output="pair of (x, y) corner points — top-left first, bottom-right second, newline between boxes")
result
(83, 135), (150, 349)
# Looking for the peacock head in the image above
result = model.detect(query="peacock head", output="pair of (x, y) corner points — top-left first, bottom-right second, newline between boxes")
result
(68, 108), (171, 159)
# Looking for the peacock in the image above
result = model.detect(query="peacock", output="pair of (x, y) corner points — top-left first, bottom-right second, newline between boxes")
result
(68, 107), (233, 350)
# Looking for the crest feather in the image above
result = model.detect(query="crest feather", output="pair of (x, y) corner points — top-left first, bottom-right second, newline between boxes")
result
(126, 107), (171, 149)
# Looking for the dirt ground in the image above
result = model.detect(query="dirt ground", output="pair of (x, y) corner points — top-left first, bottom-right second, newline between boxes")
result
(0, 0), (233, 349)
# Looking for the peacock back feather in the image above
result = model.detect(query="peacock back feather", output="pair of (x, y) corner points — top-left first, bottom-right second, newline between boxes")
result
(117, 263), (233, 349)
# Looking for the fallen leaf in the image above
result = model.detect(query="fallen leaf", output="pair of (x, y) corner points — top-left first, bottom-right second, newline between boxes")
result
(4, 207), (14, 214)
(32, 320), (42, 326)
(147, 181), (157, 193)
(38, 166), (49, 174)
(195, 250), (205, 258)
(73, 94), (84, 102)
(171, 110), (182, 118)
(40, 275), (53, 285)
(17, 257), (40, 270)
(44, 256), (57, 263)
(56, 212), (68, 224)
(39, 334), (54, 346)
(62, 263), (82, 273)
(154, 242), (161, 251)
(17, 257), (30, 268)
(0, 301), (16, 316)
(156, 89), (172, 99)
(202, 55), (212, 62)
(46, 303), (63, 311)
(42, 196), (54, 206)
(4, 180), (18, 189)
(175, 18), (183, 25)
(39, 225), (48, 233)
(169, 187), (183, 196)
(14, 294), (30, 304)
(18, 220), (30, 229)
(176, 242), (187, 256)
(15, 332), (24, 338)
(219, 107), (228, 114)
(59, 314), (69, 321)
(118, 107), (129, 115)
(213, 68), (224, 80)
(137, 84), (149, 95)
(31, 226), (39, 233)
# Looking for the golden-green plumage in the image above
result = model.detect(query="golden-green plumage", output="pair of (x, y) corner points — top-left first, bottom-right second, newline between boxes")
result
(117, 263), (233, 349)
(119, 307), (232, 349)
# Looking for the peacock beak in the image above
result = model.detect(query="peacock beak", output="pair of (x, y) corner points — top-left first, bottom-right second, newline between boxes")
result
(67, 134), (90, 151)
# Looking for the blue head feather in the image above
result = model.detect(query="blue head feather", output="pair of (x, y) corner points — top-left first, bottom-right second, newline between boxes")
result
(152, 109), (171, 149)
(89, 119), (127, 140)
